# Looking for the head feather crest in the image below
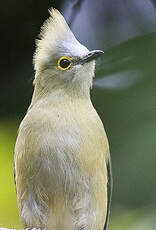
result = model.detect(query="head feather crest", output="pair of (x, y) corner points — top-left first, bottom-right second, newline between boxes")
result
(39, 8), (70, 41)
(34, 8), (75, 71)
(33, 8), (89, 73)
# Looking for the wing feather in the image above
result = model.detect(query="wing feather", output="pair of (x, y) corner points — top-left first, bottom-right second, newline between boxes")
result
(104, 157), (113, 230)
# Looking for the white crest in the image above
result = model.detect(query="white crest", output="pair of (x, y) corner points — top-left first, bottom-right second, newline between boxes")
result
(34, 8), (89, 72)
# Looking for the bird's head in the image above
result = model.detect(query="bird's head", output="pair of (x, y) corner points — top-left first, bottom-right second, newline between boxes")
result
(33, 8), (103, 99)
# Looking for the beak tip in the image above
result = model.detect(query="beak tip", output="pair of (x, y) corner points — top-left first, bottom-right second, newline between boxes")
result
(81, 49), (104, 64)
(90, 50), (104, 61)
(98, 50), (104, 54)
(95, 50), (104, 56)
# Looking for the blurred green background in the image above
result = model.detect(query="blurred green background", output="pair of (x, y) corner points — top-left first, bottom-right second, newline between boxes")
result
(0, 0), (156, 229)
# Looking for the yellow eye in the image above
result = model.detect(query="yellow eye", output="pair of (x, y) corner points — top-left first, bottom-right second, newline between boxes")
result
(57, 56), (72, 70)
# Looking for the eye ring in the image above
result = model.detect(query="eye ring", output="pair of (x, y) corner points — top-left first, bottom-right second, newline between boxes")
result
(57, 56), (72, 71)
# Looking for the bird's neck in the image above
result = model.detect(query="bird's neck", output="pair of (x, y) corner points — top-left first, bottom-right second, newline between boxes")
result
(30, 76), (91, 108)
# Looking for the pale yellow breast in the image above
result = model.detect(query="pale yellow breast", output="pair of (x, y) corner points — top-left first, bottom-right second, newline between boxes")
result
(15, 97), (109, 230)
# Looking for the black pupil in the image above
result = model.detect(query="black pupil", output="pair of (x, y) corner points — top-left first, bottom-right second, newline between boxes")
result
(60, 59), (71, 69)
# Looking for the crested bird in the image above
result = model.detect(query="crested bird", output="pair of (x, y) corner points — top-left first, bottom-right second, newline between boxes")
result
(14, 8), (112, 230)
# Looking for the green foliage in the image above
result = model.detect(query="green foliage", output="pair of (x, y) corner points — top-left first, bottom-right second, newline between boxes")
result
(0, 119), (22, 228)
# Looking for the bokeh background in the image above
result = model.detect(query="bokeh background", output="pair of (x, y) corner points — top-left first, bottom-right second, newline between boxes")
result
(0, 0), (156, 229)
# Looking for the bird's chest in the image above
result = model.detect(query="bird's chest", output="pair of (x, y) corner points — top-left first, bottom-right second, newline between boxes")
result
(16, 104), (107, 193)
(41, 105), (107, 172)
(15, 104), (108, 228)
(46, 107), (107, 175)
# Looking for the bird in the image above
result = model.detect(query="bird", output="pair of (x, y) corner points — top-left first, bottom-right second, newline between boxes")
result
(14, 8), (112, 230)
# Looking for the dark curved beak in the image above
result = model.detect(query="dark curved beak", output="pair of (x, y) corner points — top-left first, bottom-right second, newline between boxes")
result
(82, 50), (104, 63)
